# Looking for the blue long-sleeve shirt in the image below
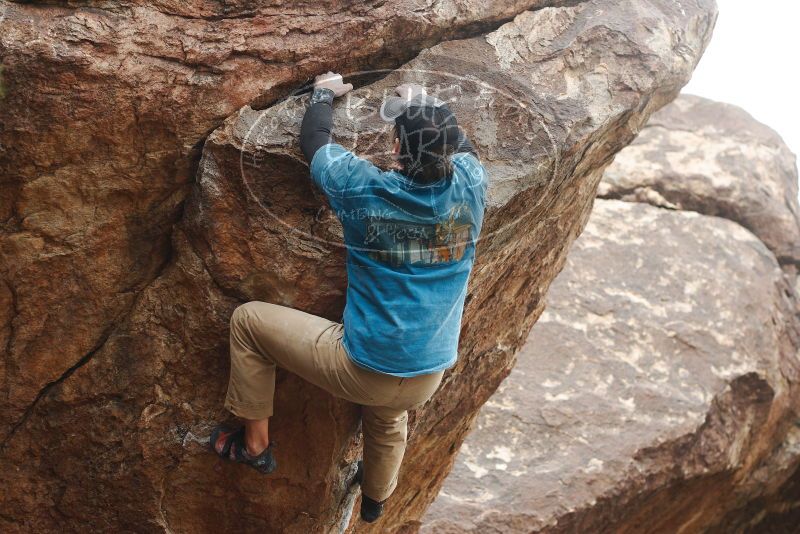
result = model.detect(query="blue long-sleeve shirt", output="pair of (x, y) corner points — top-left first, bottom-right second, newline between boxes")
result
(301, 98), (487, 376)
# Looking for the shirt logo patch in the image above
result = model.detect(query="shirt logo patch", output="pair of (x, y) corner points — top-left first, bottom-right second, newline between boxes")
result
(363, 204), (473, 266)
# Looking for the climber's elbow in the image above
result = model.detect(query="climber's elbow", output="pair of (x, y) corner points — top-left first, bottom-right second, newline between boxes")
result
(301, 137), (333, 164)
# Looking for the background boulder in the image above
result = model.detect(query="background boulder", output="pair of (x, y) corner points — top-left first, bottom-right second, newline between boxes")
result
(599, 94), (800, 269)
(423, 95), (800, 533)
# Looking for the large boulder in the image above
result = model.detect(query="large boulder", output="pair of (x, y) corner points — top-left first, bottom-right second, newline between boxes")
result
(0, 0), (564, 436)
(0, 2), (716, 532)
(598, 94), (800, 267)
(423, 96), (800, 532)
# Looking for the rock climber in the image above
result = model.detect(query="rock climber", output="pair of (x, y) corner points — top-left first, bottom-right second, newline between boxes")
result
(210, 72), (488, 523)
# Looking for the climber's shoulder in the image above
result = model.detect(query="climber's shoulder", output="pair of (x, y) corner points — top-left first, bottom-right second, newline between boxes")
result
(451, 151), (488, 204)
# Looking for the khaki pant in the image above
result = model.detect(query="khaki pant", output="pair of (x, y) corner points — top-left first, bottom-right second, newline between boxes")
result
(224, 301), (445, 502)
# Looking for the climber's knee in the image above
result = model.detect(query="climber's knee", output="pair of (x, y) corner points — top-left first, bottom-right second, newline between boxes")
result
(363, 407), (408, 444)
(230, 303), (245, 328)
(230, 301), (259, 330)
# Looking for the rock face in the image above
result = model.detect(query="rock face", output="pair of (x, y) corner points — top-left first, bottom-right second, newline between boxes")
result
(0, 0), (562, 441)
(423, 95), (800, 533)
(0, 2), (716, 533)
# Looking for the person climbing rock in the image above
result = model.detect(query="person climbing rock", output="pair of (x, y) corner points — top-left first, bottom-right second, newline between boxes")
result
(210, 72), (488, 523)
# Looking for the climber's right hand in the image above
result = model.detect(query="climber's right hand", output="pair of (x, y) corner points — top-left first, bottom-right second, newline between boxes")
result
(313, 72), (353, 98)
(394, 83), (426, 100)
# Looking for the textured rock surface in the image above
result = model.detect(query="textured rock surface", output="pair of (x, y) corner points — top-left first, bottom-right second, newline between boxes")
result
(424, 97), (800, 533)
(0, 1), (716, 532)
(0, 0), (565, 437)
(599, 94), (800, 267)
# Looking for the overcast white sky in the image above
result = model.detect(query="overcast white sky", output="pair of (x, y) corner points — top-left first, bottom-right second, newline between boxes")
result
(683, 0), (799, 157)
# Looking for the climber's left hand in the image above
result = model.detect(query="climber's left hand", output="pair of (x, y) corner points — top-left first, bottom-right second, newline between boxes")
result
(313, 72), (353, 98)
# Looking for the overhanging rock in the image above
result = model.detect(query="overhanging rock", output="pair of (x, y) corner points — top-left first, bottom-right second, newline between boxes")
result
(0, 0), (564, 437)
(0, 1), (716, 532)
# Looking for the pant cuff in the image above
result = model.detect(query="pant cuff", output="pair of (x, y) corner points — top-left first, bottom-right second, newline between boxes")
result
(363, 478), (398, 503)
(224, 396), (273, 420)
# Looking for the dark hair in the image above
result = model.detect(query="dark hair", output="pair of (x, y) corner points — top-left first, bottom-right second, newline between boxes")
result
(394, 106), (459, 184)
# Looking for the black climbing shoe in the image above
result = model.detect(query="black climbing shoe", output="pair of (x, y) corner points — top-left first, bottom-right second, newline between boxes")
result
(360, 494), (386, 523)
(210, 425), (277, 475)
(352, 460), (386, 523)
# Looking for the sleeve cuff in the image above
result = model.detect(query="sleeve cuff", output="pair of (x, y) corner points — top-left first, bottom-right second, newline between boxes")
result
(310, 87), (335, 106)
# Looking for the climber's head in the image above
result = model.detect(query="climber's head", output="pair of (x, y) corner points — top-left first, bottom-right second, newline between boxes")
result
(380, 94), (462, 184)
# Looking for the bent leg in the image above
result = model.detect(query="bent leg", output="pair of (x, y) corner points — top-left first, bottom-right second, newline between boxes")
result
(361, 405), (408, 502)
(224, 302), (282, 420)
(224, 300), (444, 500)
(224, 300), (381, 420)
(360, 371), (445, 502)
